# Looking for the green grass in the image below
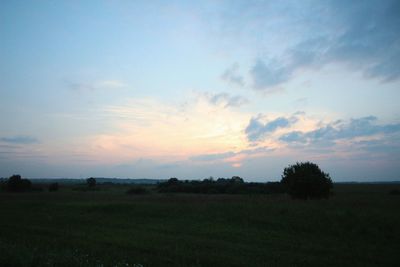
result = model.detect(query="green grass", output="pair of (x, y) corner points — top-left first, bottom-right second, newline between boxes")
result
(0, 184), (399, 266)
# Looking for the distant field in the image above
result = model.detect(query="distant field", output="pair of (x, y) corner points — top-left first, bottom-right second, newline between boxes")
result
(0, 183), (399, 267)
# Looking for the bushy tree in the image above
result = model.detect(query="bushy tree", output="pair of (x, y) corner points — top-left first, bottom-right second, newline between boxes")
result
(281, 162), (333, 199)
(86, 177), (96, 187)
(231, 176), (244, 183)
(6, 174), (32, 192)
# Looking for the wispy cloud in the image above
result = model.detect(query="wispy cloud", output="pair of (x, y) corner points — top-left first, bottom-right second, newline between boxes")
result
(86, 95), (251, 165)
(190, 146), (274, 168)
(202, 92), (249, 108)
(221, 63), (245, 87)
(0, 136), (39, 144)
(67, 80), (127, 91)
(190, 151), (236, 161)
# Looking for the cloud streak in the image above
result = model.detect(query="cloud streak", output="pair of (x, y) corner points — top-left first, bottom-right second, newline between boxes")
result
(190, 146), (274, 168)
(202, 92), (249, 108)
(0, 136), (39, 144)
(67, 80), (127, 92)
(190, 151), (236, 161)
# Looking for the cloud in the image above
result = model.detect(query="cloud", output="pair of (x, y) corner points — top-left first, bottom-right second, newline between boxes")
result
(202, 92), (249, 108)
(86, 95), (251, 165)
(250, 59), (292, 91)
(96, 80), (126, 89)
(0, 136), (39, 144)
(245, 114), (298, 142)
(190, 146), (274, 162)
(239, 146), (275, 155)
(279, 116), (400, 145)
(190, 151), (236, 161)
(0, 144), (18, 149)
(325, 0), (400, 81)
(221, 63), (245, 87)
(247, 0), (400, 91)
(355, 138), (400, 155)
(67, 80), (126, 91)
(279, 131), (306, 143)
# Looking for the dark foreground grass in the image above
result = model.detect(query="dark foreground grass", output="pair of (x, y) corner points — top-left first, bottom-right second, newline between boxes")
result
(0, 184), (399, 266)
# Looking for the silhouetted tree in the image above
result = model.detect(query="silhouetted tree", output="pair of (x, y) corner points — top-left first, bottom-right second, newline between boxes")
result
(86, 177), (96, 187)
(281, 162), (333, 199)
(231, 176), (244, 183)
(6, 174), (32, 192)
(166, 177), (179, 185)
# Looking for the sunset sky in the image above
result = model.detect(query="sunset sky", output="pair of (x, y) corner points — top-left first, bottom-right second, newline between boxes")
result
(1, 0), (399, 181)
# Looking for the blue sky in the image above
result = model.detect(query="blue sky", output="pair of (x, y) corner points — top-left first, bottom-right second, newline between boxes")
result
(1, 0), (399, 181)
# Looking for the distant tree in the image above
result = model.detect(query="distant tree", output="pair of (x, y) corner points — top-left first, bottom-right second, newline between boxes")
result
(166, 177), (179, 185)
(231, 176), (244, 183)
(86, 177), (96, 187)
(48, 182), (59, 192)
(281, 162), (333, 199)
(6, 174), (32, 192)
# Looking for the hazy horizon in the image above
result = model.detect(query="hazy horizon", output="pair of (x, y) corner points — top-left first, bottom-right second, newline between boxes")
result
(1, 0), (400, 182)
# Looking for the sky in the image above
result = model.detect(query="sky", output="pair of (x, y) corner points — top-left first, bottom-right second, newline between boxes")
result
(1, 0), (399, 181)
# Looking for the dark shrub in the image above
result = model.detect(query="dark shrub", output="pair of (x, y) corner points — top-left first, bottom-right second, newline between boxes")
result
(86, 177), (96, 187)
(281, 162), (333, 199)
(48, 183), (59, 192)
(126, 186), (149, 195)
(166, 178), (179, 186)
(6, 174), (32, 192)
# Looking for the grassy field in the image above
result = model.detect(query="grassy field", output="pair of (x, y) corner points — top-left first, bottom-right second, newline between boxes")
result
(0, 184), (399, 267)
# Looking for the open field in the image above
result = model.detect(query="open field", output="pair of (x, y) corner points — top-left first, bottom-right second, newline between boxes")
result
(0, 183), (399, 267)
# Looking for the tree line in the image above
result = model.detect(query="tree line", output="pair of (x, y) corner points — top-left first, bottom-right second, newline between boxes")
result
(1, 162), (336, 199)
(157, 176), (285, 194)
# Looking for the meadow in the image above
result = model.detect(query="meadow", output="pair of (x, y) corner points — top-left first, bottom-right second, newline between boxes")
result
(0, 183), (399, 267)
